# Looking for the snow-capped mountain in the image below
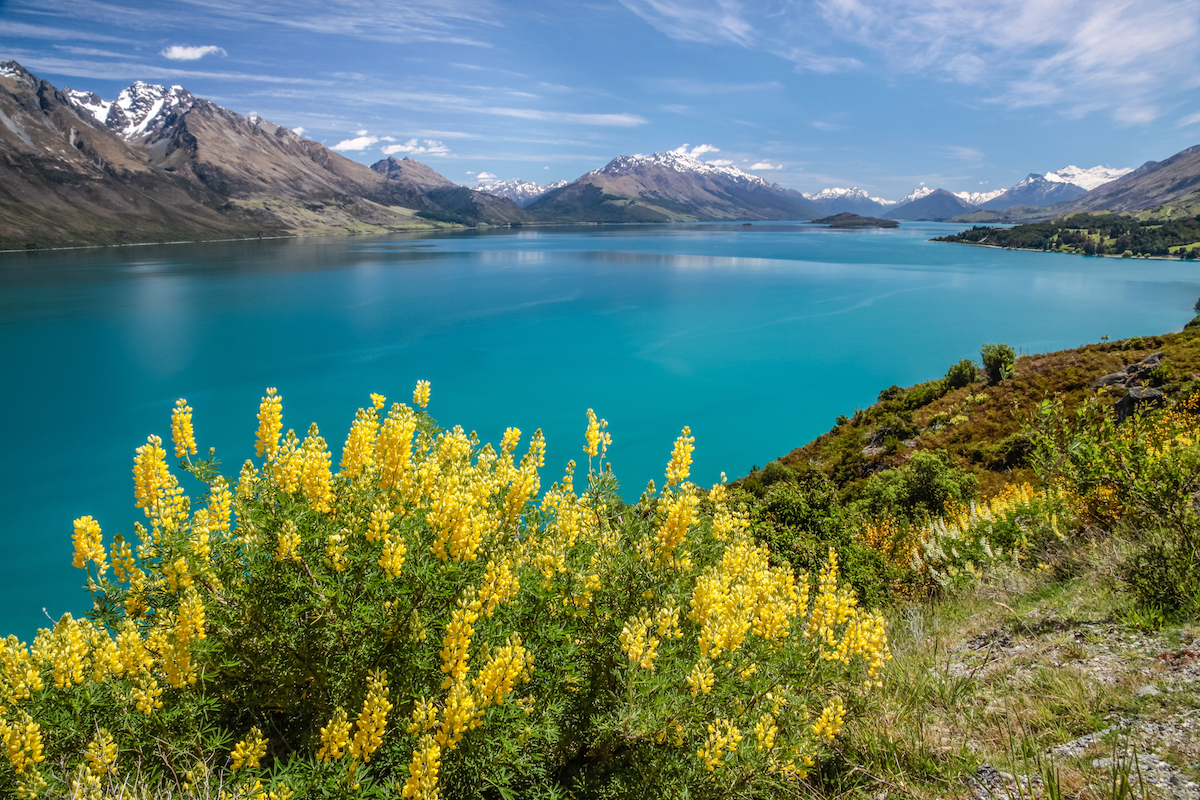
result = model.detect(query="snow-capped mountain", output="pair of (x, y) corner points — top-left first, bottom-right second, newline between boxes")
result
(526, 151), (820, 222)
(1049, 165), (1132, 192)
(478, 179), (568, 207)
(897, 186), (935, 205)
(588, 151), (773, 189)
(954, 189), (1005, 206)
(802, 187), (895, 216)
(65, 81), (197, 141)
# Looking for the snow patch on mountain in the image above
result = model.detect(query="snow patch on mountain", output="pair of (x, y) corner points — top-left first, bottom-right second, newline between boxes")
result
(478, 179), (569, 206)
(1048, 165), (1132, 191)
(898, 186), (935, 204)
(590, 151), (770, 188)
(66, 80), (196, 141)
(954, 189), (1005, 205)
(64, 90), (112, 125)
(0, 61), (25, 79)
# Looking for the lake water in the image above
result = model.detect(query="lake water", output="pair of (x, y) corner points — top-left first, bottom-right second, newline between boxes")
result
(2, 221), (1197, 639)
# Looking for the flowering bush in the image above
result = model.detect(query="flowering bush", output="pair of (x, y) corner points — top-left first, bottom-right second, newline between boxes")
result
(1, 385), (891, 799)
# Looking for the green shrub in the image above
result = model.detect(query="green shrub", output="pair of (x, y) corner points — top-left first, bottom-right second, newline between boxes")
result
(980, 343), (1015, 384)
(945, 359), (979, 390)
(751, 472), (897, 609)
(856, 450), (979, 523)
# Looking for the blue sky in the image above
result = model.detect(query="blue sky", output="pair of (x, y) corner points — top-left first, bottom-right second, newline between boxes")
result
(3, 0), (1199, 199)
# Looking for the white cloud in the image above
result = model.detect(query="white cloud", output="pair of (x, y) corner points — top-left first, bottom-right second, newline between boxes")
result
(356, 128), (369, 136)
(707, 159), (734, 167)
(751, 162), (783, 170)
(476, 171), (498, 182)
(1178, 112), (1200, 127)
(673, 143), (720, 158)
(292, 126), (306, 137)
(381, 138), (451, 156)
(161, 44), (227, 61)
(333, 135), (381, 151)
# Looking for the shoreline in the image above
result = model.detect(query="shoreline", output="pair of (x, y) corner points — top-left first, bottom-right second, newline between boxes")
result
(937, 238), (1192, 262)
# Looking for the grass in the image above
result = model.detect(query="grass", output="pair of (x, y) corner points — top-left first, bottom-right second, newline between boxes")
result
(829, 534), (1200, 800)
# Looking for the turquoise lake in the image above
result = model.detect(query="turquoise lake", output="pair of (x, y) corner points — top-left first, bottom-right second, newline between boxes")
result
(2, 221), (1197, 639)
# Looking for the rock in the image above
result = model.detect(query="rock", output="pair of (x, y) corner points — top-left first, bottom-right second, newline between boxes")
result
(1137, 684), (1161, 697)
(1092, 371), (1128, 388)
(1092, 352), (1164, 389)
(1115, 387), (1166, 423)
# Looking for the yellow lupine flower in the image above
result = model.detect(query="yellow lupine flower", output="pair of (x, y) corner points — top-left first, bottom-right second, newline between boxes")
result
(339, 406), (379, 479)
(276, 520), (301, 562)
(654, 490), (699, 567)
(812, 696), (846, 740)
(500, 427), (521, 452)
(665, 425), (695, 487)
(370, 392), (386, 410)
(401, 734), (441, 800)
(231, 727), (268, 770)
(379, 533), (407, 578)
(71, 516), (107, 575)
(255, 388), (282, 459)
(349, 670), (392, 763)
(0, 636), (42, 701)
(686, 658), (715, 696)
(316, 707), (351, 762)
(83, 728), (118, 777)
(130, 670), (163, 714)
(471, 634), (530, 709)
(413, 379), (431, 409)
(697, 718), (741, 772)
(171, 398), (197, 459)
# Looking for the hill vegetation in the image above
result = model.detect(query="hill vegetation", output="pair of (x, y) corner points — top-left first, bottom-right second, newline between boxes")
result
(934, 213), (1200, 258)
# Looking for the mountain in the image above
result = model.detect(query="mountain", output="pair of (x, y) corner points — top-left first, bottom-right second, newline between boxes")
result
(954, 189), (1006, 206)
(1053, 164), (1133, 192)
(885, 189), (978, 221)
(0, 61), (255, 248)
(478, 179), (569, 207)
(0, 61), (524, 249)
(980, 174), (1087, 210)
(526, 151), (820, 222)
(952, 149), (1200, 224)
(803, 187), (894, 216)
(369, 156), (457, 191)
(1052, 145), (1200, 216)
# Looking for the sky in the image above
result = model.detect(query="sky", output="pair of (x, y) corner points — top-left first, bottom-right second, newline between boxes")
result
(2, 0), (1199, 200)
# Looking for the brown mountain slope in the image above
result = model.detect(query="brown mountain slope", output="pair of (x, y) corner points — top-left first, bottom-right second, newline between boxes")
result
(0, 63), (251, 248)
(0, 61), (527, 249)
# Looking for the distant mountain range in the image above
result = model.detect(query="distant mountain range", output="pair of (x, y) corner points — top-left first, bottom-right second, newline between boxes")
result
(477, 179), (568, 206)
(1, 61), (1196, 249)
(523, 151), (820, 222)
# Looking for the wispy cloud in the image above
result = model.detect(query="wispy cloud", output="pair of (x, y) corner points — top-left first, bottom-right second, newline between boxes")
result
(621, 0), (1200, 123)
(5, 54), (334, 86)
(945, 146), (983, 161)
(0, 20), (135, 44)
(381, 138), (450, 156)
(161, 44), (227, 61)
(810, 120), (844, 132)
(1178, 112), (1200, 127)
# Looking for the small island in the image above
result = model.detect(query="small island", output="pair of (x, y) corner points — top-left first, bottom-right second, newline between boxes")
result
(810, 212), (899, 228)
